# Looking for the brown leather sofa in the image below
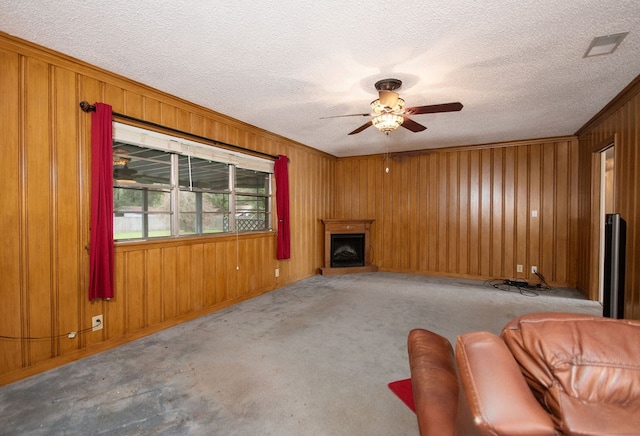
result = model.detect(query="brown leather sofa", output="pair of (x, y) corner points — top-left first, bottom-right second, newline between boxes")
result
(408, 312), (640, 435)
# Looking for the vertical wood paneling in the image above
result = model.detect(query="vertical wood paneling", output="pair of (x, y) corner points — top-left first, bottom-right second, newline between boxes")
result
(447, 153), (459, 273)
(110, 252), (126, 339)
(226, 241), (238, 299)
(1, 33), (335, 384)
(108, 252), (128, 338)
(577, 76), (640, 319)
(540, 143), (556, 280)
(52, 65), (81, 356)
(203, 242), (217, 307)
(124, 90), (143, 119)
(104, 83), (124, 113)
(176, 246), (192, 315)
(555, 142), (570, 283)
(191, 245), (205, 311)
(491, 149), (504, 278)
(214, 241), (227, 304)
(480, 149), (492, 277)
(417, 155), (428, 272)
(426, 155), (438, 272)
(144, 97), (161, 124)
(125, 251), (145, 331)
(568, 141), (579, 287)
(162, 247), (178, 319)
(335, 138), (580, 286)
(528, 146), (541, 275)
(399, 156), (411, 270)
(24, 57), (53, 365)
(458, 152), (470, 275)
(146, 248), (163, 325)
(515, 147), (529, 278)
(503, 148), (516, 279)
(78, 74), (103, 348)
(435, 154), (446, 272)
(468, 152), (480, 276)
(629, 96), (639, 319)
(0, 48), (23, 373)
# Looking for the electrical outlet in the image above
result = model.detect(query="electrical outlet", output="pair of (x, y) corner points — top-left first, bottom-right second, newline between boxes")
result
(92, 315), (103, 331)
(516, 264), (523, 273)
(531, 266), (538, 274)
(275, 268), (280, 278)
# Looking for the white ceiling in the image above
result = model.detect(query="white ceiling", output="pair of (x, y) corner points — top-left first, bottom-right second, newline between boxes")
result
(2, 1), (640, 157)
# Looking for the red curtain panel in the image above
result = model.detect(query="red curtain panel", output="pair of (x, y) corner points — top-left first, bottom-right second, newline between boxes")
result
(274, 155), (290, 260)
(88, 103), (115, 300)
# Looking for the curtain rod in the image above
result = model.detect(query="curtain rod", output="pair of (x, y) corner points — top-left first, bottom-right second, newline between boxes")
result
(79, 101), (284, 162)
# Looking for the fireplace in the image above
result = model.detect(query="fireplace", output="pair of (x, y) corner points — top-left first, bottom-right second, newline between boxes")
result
(331, 234), (365, 268)
(320, 219), (377, 275)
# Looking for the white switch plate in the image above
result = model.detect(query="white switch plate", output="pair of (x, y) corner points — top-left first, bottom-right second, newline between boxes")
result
(516, 264), (523, 272)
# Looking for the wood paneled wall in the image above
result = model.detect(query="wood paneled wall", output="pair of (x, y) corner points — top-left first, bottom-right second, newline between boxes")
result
(577, 74), (640, 319)
(0, 33), (334, 384)
(334, 138), (580, 286)
(2, 30), (637, 384)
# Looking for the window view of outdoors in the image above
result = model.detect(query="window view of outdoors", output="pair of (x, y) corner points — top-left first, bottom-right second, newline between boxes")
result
(113, 142), (271, 241)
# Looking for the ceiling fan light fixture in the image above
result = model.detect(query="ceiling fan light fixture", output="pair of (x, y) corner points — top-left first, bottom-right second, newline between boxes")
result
(370, 97), (405, 114)
(113, 147), (131, 167)
(372, 113), (404, 133)
(378, 90), (399, 108)
(113, 164), (138, 183)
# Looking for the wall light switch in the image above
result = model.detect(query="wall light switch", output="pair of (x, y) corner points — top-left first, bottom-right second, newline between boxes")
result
(531, 210), (538, 218)
(516, 264), (523, 272)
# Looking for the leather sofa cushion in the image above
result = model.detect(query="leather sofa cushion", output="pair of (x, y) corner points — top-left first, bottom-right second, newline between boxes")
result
(408, 329), (459, 435)
(501, 313), (640, 434)
(455, 331), (555, 435)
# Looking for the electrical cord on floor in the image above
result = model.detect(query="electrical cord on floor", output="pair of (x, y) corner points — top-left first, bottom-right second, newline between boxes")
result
(485, 272), (552, 297)
(534, 270), (551, 289)
(0, 323), (98, 341)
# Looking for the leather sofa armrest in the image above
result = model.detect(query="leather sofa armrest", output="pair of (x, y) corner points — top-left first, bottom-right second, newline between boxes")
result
(408, 329), (459, 436)
(455, 332), (555, 435)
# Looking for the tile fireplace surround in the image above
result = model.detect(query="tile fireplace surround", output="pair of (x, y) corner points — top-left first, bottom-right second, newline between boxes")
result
(320, 219), (378, 275)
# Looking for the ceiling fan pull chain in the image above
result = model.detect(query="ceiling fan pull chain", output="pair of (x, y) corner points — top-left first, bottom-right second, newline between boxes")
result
(188, 154), (193, 191)
(385, 136), (391, 174)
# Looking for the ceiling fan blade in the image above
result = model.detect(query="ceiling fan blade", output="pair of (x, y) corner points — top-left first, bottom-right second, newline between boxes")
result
(348, 121), (373, 135)
(405, 102), (463, 115)
(401, 117), (427, 132)
(320, 113), (370, 119)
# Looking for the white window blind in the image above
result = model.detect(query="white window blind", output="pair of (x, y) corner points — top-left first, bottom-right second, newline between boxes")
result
(113, 122), (274, 174)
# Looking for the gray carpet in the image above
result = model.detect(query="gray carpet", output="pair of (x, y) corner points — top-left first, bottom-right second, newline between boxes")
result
(0, 273), (601, 435)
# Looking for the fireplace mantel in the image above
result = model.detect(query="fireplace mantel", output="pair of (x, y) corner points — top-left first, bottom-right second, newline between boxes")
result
(320, 219), (377, 275)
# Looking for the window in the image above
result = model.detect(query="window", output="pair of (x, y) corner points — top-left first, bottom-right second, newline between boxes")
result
(113, 123), (273, 241)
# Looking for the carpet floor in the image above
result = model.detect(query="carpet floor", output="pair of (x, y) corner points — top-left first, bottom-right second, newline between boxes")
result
(0, 272), (601, 435)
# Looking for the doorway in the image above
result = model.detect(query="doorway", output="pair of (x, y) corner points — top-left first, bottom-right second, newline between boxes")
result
(598, 145), (615, 303)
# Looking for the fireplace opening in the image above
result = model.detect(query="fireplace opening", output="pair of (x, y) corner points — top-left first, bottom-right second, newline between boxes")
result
(330, 233), (365, 268)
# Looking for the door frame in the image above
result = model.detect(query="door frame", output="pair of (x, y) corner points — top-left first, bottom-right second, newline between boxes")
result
(590, 134), (617, 302)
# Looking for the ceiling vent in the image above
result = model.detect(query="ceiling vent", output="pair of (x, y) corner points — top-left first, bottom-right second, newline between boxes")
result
(584, 32), (628, 57)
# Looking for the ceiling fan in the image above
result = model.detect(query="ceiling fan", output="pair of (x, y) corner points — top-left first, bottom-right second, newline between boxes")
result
(113, 148), (138, 182)
(323, 78), (463, 135)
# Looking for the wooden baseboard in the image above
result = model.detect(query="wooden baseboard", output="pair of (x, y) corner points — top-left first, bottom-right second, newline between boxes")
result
(0, 285), (278, 387)
(319, 265), (378, 276)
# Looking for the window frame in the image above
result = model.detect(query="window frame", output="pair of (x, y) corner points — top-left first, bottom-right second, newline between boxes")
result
(113, 122), (274, 241)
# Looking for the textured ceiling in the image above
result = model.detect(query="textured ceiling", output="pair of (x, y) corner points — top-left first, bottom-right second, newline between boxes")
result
(1, 1), (639, 157)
